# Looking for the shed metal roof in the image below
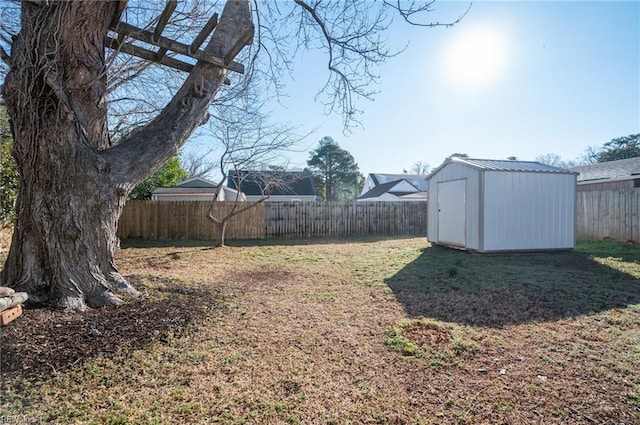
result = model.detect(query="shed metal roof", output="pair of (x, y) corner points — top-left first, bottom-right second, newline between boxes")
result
(428, 157), (576, 178)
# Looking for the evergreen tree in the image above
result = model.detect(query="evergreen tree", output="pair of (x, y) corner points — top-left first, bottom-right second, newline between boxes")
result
(307, 137), (362, 201)
(595, 134), (640, 162)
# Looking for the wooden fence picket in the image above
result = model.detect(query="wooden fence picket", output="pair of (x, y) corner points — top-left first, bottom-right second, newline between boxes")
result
(119, 191), (638, 243)
(575, 188), (640, 242)
(117, 201), (429, 241)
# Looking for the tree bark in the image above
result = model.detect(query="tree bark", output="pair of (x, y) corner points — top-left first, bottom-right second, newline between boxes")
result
(219, 221), (228, 248)
(1, 0), (253, 311)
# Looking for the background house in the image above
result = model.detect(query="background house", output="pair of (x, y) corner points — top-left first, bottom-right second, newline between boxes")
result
(357, 179), (427, 202)
(570, 157), (640, 191)
(151, 177), (246, 202)
(358, 173), (428, 202)
(427, 157), (576, 252)
(227, 170), (320, 202)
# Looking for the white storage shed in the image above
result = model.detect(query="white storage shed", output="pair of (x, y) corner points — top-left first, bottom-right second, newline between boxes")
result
(426, 157), (577, 252)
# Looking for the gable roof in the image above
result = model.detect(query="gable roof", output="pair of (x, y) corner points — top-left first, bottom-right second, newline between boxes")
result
(153, 187), (220, 194)
(428, 157), (575, 178)
(227, 170), (317, 196)
(151, 180), (245, 202)
(174, 177), (218, 188)
(369, 173), (428, 191)
(358, 179), (421, 199)
(569, 157), (640, 183)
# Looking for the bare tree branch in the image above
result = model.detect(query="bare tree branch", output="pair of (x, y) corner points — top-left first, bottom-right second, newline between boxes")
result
(248, 0), (470, 131)
(181, 147), (218, 178)
(201, 87), (311, 246)
(2, 0), (469, 139)
(0, 46), (10, 66)
(104, 0), (253, 185)
(384, 0), (472, 28)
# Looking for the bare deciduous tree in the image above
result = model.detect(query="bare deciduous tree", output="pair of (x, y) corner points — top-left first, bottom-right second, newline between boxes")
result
(535, 153), (585, 169)
(255, 1), (469, 130)
(409, 160), (431, 175)
(180, 149), (218, 179)
(0, 0), (467, 310)
(0, 1), (252, 310)
(203, 96), (308, 247)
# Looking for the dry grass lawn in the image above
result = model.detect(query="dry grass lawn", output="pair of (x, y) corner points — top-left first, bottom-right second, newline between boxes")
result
(1, 236), (639, 424)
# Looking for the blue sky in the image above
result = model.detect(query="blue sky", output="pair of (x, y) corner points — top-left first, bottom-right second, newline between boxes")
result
(192, 1), (640, 176)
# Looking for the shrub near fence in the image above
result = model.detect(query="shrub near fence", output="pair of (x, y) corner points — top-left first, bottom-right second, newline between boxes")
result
(117, 201), (429, 241)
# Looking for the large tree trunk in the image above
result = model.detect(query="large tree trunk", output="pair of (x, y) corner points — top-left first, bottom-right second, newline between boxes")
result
(3, 156), (134, 311)
(1, 2), (133, 311)
(1, 1), (253, 311)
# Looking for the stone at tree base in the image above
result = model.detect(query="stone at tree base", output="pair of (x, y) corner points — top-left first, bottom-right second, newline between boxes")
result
(0, 286), (15, 297)
(0, 292), (28, 312)
(0, 304), (22, 326)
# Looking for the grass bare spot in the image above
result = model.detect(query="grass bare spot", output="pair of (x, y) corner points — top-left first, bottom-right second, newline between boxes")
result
(386, 318), (479, 370)
(403, 320), (452, 349)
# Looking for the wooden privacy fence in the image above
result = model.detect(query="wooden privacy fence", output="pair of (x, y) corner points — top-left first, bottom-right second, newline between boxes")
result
(576, 188), (640, 242)
(117, 201), (428, 241)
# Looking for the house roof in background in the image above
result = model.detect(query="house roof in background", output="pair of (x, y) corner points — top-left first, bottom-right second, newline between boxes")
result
(569, 157), (640, 183)
(429, 157), (576, 177)
(227, 170), (317, 196)
(152, 185), (242, 195)
(371, 173), (426, 182)
(370, 173), (428, 191)
(358, 179), (421, 199)
(153, 187), (219, 194)
(174, 177), (218, 188)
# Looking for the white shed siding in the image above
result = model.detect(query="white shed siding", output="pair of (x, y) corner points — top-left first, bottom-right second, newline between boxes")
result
(427, 162), (482, 250)
(481, 171), (575, 251)
(428, 157), (576, 252)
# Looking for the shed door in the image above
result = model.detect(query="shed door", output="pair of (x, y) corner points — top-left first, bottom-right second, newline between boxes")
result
(437, 179), (466, 246)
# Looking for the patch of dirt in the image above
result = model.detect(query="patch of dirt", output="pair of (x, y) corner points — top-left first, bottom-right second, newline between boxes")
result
(0, 275), (224, 381)
(402, 321), (451, 349)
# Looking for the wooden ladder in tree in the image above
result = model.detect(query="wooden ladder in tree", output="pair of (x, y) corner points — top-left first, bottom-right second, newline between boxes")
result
(106, 0), (252, 79)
